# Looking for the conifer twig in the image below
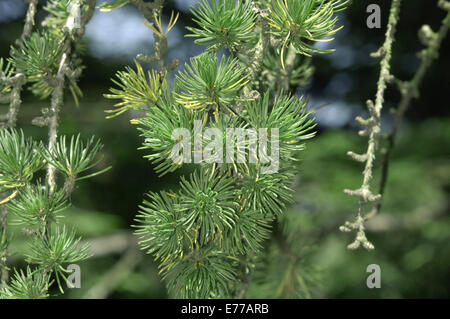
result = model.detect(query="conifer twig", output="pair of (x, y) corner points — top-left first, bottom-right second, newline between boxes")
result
(130, 0), (178, 74)
(376, 0), (450, 214)
(341, 0), (402, 250)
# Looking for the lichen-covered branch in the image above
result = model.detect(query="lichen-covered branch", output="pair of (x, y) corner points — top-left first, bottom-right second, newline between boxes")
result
(237, 0), (270, 105)
(46, 0), (96, 195)
(20, 0), (39, 43)
(341, 0), (402, 250)
(0, 0), (38, 128)
(1, 74), (26, 129)
(46, 52), (69, 194)
(377, 0), (450, 214)
(247, 0), (270, 82)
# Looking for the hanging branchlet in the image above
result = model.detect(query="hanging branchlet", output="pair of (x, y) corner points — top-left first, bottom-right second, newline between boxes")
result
(7, 1), (92, 107)
(341, 0), (402, 250)
(343, 0), (450, 251)
(134, 170), (242, 298)
(376, 0), (450, 215)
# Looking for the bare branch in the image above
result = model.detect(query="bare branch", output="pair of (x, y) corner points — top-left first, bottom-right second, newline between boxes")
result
(342, 0), (402, 250)
(377, 2), (450, 214)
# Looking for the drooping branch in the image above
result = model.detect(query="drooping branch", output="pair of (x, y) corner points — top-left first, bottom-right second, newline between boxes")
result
(45, 0), (97, 195)
(341, 0), (402, 250)
(376, 0), (450, 214)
